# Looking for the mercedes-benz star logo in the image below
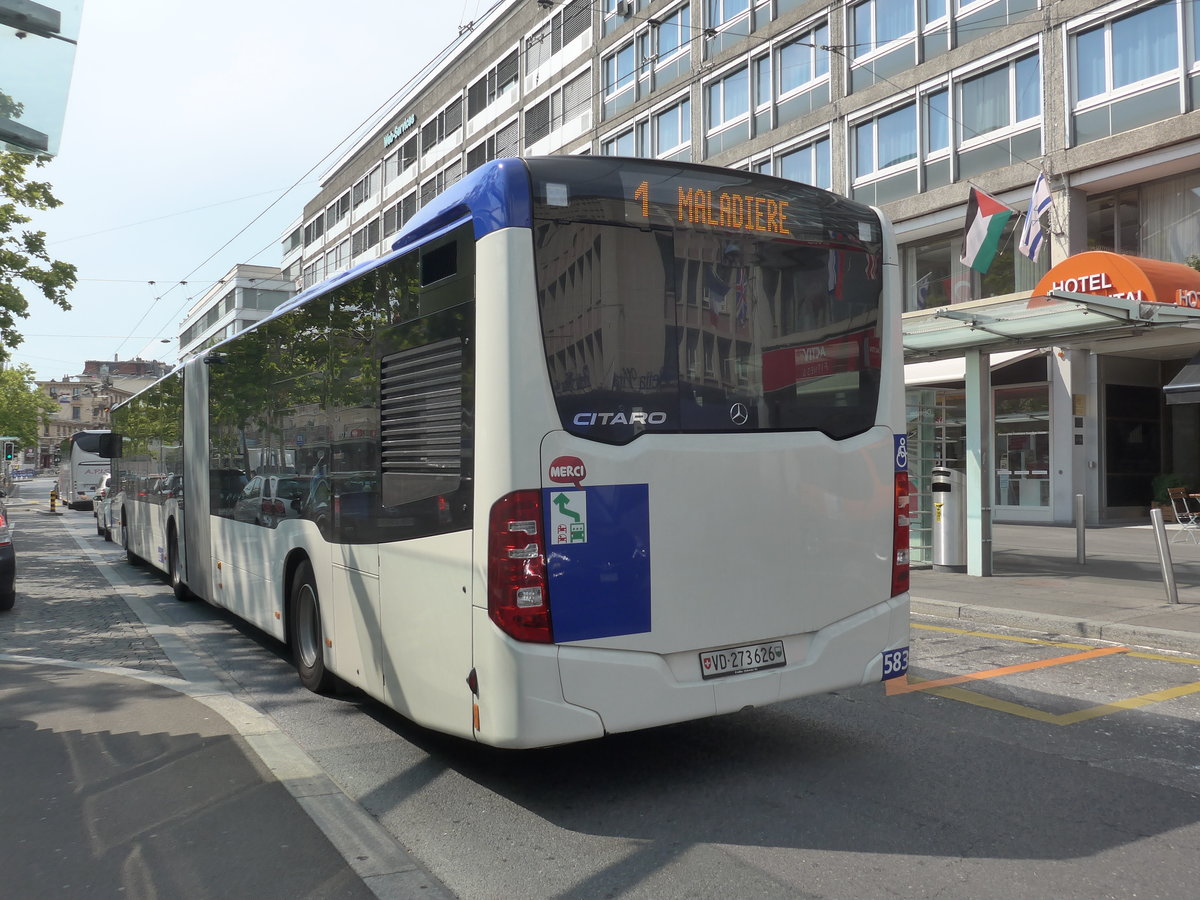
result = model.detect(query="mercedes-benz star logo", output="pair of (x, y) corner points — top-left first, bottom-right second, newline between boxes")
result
(730, 402), (749, 426)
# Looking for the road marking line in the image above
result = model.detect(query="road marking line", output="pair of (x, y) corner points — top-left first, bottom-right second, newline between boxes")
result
(914, 622), (1200, 667)
(886, 646), (1129, 696)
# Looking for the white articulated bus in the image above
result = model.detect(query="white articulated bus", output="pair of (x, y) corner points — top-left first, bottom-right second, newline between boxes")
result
(108, 156), (910, 748)
(59, 429), (110, 510)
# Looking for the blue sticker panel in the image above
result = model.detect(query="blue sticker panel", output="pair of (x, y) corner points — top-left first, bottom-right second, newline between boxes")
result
(894, 433), (908, 472)
(543, 483), (651, 643)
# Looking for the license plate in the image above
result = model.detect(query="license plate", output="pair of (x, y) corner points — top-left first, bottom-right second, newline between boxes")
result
(699, 640), (786, 680)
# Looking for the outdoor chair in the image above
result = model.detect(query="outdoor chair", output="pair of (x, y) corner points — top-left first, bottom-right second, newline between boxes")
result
(1167, 487), (1200, 544)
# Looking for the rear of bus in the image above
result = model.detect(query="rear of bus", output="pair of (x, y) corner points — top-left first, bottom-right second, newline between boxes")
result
(471, 158), (910, 748)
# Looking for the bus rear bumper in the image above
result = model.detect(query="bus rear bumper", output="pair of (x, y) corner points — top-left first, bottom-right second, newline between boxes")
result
(557, 593), (910, 737)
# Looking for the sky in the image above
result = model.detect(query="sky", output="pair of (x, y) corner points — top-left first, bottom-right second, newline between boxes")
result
(12, 0), (481, 382)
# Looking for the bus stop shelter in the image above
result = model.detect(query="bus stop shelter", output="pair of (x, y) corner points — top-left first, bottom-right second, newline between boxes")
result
(902, 289), (1200, 576)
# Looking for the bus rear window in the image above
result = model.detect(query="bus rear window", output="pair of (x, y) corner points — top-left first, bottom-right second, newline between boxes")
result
(531, 160), (883, 443)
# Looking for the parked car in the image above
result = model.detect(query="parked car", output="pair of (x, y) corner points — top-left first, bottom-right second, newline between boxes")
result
(91, 473), (111, 534)
(234, 475), (311, 528)
(0, 489), (15, 611)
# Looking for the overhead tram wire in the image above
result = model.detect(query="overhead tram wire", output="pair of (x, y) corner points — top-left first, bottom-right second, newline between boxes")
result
(113, 0), (511, 358)
(122, 0), (1068, 359)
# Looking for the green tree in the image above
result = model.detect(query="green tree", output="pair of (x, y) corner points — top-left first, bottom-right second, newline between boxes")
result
(0, 364), (58, 448)
(0, 144), (77, 363)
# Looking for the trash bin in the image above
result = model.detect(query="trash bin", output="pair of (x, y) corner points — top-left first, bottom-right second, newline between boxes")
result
(931, 466), (966, 572)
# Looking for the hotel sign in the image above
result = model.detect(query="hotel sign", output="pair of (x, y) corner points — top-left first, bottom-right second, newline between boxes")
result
(1033, 251), (1200, 308)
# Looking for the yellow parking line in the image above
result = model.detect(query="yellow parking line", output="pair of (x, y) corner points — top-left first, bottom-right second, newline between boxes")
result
(886, 646), (1128, 696)
(913, 622), (1200, 667)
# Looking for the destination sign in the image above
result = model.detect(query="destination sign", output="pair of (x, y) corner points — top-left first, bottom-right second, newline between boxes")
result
(631, 179), (792, 236)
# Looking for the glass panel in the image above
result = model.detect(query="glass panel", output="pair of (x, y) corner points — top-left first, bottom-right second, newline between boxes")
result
(877, 104), (916, 168)
(906, 238), (954, 311)
(814, 139), (831, 189)
(755, 55), (771, 107)
(855, 121), (874, 177)
(961, 66), (1009, 138)
(1075, 27), (1105, 101)
(1073, 106), (1110, 145)
(853, 1), (873, 58)
(779, 144), (812, 182)
(1015, 55), (1040, 121)
(995, 383), (1050, 508)
(779, 40), (810, 93)
(1112, 2), (1177, 88)
(724, 67), (749, 120)
(925, 89), (949, 152)
(1110, 83), (1180, 134)
(877, 0), (915, 45)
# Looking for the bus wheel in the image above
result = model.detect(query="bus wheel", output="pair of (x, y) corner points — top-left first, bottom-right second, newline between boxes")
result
(290, 561), (334, 693)
(121, 517), (142, 566)
(168, 530), (192, 602)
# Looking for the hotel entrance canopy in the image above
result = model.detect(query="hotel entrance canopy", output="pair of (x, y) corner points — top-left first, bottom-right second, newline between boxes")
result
(901, 251), (1200, 577)
(903, 290), (1200, 362)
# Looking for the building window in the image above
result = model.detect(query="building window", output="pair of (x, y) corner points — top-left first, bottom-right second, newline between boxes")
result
(705, 0), (750, 56)
(705, 65), (749, 155)
(778, 136), (831, 189)
(959, 54), (1040, 144)
(352, 166), (381, 208)
(750, 20), (831, 134)
(852, 0), (915, 59)
(1070, 0), (1190, 145)
(524, 69), (591, 148)
(526, 0), (591, 73)
(383, 194), (412, 236)
(466, 119), (519, 171)
(1076, 2), (1177, 102)
(654, 97), (690, 158)
(303, 214), (325, 246)
(383, 136), (418, 183)
(602, 40), (638, 117)
(326, 192), (350, 229)
(854, 103), (917, 178)
(467, 49), (519, 119)
(421, 99), (464, 156)
(351, 219), (381, 257)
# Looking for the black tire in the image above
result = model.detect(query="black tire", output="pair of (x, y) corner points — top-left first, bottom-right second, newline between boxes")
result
(96, 514), (104, 537)
(121, 515), (142, 566)
(289, 561), (335, 693)
(168, 529), (192, 602)
(0, 590), (14, 612)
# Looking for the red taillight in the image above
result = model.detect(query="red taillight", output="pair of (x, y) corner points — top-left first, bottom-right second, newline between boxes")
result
(488, 490), (552, 643)
(0, 513), (9, 546)
(892, 470), (910, 597)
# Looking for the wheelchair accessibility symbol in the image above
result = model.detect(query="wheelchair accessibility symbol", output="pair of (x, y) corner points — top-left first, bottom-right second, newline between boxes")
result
(895, 435), (908, 472)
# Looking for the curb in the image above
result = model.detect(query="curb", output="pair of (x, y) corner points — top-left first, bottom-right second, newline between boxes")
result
(911, 597), (1200, 657)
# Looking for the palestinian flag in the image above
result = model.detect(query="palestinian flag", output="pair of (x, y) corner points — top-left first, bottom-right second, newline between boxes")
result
(960, 187), (1013, 274)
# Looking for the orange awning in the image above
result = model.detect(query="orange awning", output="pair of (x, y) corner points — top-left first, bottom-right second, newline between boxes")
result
(1032, 251), (1200, 306)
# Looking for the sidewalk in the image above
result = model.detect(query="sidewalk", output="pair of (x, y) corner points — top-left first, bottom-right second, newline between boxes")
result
(910, 521), (1200, 656)
(0, 660), (379, 899)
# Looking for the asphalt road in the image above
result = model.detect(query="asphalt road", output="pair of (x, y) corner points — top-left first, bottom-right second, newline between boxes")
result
(5, 477), (1200, 900)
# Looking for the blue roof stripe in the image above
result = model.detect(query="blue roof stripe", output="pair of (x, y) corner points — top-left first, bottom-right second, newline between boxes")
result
(391, 157), (532, 252)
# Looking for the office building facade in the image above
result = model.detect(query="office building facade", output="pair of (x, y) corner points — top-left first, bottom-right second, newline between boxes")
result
(275, 0), (1200, 545)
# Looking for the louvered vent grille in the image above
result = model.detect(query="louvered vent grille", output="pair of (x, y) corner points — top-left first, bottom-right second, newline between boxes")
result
(380, 338), (463, 507)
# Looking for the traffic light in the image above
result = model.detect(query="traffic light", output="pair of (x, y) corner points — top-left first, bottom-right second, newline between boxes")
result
(3, 442), (12, 461)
